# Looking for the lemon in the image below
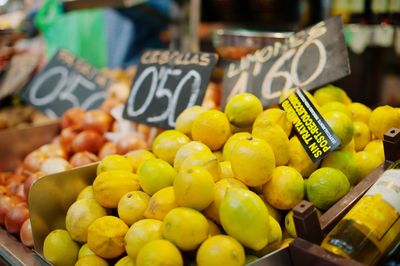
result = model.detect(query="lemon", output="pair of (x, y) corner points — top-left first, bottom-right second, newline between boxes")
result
(354, 151), (383, 182)
(323, 111), (354, 148)
(224, 93), (263, 128)
(115, 256), (135, 266)
(321, 150), (358, 185)
(162, 207), (209, 251)
(279, 238), (295, 249)
(369, 105), (400, 139)
(353, 121), (371, 151)
(219, 161), (235, 179)
(176, 105), (208, 137)
(137, 158), (176, 195)
(261, 199), (282, 223)
(136, 239), (183, 266)
(213, 150), (224, 162)
(76, 185), (94, 200)
(313, 85), (349, 106)
(288, 136), (320, 177)
(124, 219), (163, 259)
(65, 199), (107, 242)
(87, 216), (128, 259)
(97, 154), (132, 175)
(174, 166), (215, 211)
(342, 138), (356, 154)
(192, 110), (232, 151)
(219, 188), (270, 250)
(78, 244), (95, 258)
(364, 139), (385, 161)
(284, 211), (297, 238)
(207, 219), (222, 237)
(254, 108), (292, 137)
(174, 141), (212, 170)
(252, 121), (289, 166)
(180, 151), (220, 182)
(222, 132), (251, 161)
(321, 101), (351, 117)
(252, 216), (283, 256)
(118, 191), (150, 226)
(347, 102), (372, 124)
(196, 235), (245, 266)
(230, 124), (253, 134)
(144, 186), (178, 220)
(152, 130), (190, 164)
(307, 167), (350, 210)
(125, 149), (155, 173)
(75, 255), (108, 266)
(230, 136), (275, 186)
(262, 166), (304, 210)
(43, 229), (79, 266)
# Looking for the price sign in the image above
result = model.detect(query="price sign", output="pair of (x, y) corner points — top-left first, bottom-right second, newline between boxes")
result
(123, 50), (218, 129)
(222, 16), (350, 107)
(21, 50), (112, 117)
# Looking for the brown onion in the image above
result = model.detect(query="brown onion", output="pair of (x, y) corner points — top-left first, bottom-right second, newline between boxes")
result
(60, 108), (85, 130)
(60, 128), (79, 155)
(23, 151), (47, 173)
(98, 142), (118, 159)
(69, 151), (98, 168)
(20, 219), (33, 247)
(5, 203), (29, 234)
(116, 134), (148, 155)
(83, 110), (113, 134)
(72, 130), (105, 154)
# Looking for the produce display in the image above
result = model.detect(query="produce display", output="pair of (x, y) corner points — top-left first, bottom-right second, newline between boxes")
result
(39, 86), (399, 266)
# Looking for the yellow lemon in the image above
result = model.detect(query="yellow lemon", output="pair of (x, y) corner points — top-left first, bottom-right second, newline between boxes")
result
(254, 108), (292, 137)
(224, 93), (263, 128)
(115, 256), (135, 266)
(75, 255), (108, 266)
(369, 105), (400, 139)
(124, 219), (163, 259)
(117, 191), (150, 226)
(260, 199), (282, 223)
(323, 111), (354, 148)
(230, 136), (275, 186)
(313, 85), (349, 106)
(76, 185), (94, 200)
(347, 102), (372, 124)
(213, 150), (223, 162)
(43, 229), (79, 266)
(284, 211), (297, 238)
(144, 186), (178, 221)
(162, 207), (209, 251)
(152, 130), (190, 164)
(65, 199), (107, 242)
(78, 243), (95, 258)
(207, 219), (222, 237)
(219, 161), (235, 179)
(353, 121), (371, 151)
(180, 151), (220, 182)
(321, 150), (358, 185)
(174, 166), (215, 211)
(252, 216), (283, 256)
(173, 141), (212, 171)
(219, 188), (270, 250)
(321, 101), (351, 117)
(252, 121), (289, 166)
(87, 216), (128, 259)
(354, 151), (383, 182)
(191, 110), (232, 151)
(288, 136), (320, 177)
(176, 105), (208, 137)
(222, 132), (251, 161)
(136, 239), (183, 266)
(262, 166), (304, 210)
(342, 137), (356, 154)
(279, 238), (295, 249)
(196, 235), (245, 266)
(364, 139), (385, 161)
(137, 158), (176, 195)
(97, 154), (132, 175)
(125, 149), (155, 173)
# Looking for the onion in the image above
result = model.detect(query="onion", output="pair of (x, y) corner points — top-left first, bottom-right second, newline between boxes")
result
(98, 142), (118, 159)
(6, 174), (26, 194)
(116, 134), (148, 155)
(60, 128), (78, 154)
(23, 151), (47, 173)
(38, 144), (67, 159)
(83, 110), (113, 134)
(60, 108), (85, 130)
(40, 158), (72, 175)
(20, 219), (34, 247)
(72, 130), (105, 154)
(0, 196), (13, 225)
(5, 203), (29, 234)
(23, 173), (43, 199)
(69, 152), (98, 168)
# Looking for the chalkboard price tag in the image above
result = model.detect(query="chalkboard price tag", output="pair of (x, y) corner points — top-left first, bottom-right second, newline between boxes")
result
(22, 50), (112, 117)
(123, 50), (218, 129)
(222, 16), (350, 108)
(280, 89), (340, 162)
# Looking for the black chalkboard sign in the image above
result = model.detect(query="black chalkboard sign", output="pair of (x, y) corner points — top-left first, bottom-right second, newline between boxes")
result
(222, 16), (350, 108)
(123, 50), (218, 129)
(22, 50), (112, 117)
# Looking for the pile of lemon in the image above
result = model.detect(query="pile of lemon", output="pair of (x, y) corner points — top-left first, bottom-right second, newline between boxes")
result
(42, 86), (400, 266)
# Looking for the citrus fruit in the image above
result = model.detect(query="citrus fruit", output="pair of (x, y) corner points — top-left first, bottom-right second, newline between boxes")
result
(75, 255), (108, 266)
(262, 166), (304, 210)
(252, 216), (283, 256)
(224, 93), (263, 128)
(191, 110), (232, 151)
(313, 85), (349, 106)
(353, 121), (371, 151)
(230, 124), (252, 134)
(144, 186), (178, 220)
(213, 151), (223, 161)
(76, 185), (94, 200)
(115, 256), (135, 266)
(321, 150), (358, 185)
(196, 235), (245, 266)
(136, 239), (183, 266)
(321, 101), (351, 117)
(219, 161), (235, 179)
(369, 105), (400, 139)
(288, 136), (320, 177)
(245, 255), (259, 265)
(180, 151), (220, 182)
(261, 199), (282, 223)
(175, 105), (208, 137)
(118, 191), (150, 226)
(174, 166), (215, 211)
(254, 108), (292, 137)
(97, 154), (132, 175)
(78, 243), (95, 258)
(93, 170), (140, 208)
(65, 199), (107, 242)
(174, 141), (212, 170)
(284, 211), (297, 238)
(219, 188), (270, 250)
(43, 229), (79, 266)
(354, 151), (383, 182)
(347, 102), (372, 124)
(306, 167), (350, 210)
(252, 121), (289, 166)
(364, 139), (384, 161)
(323, 111), (354, 148)
(87, 216), (128, 259)
(222, 132), (251, 161)
(137, 158), (176, 195)
(162, 207), (209, 251)
(342, 138), (356, 154)
(207, 219), (222, 237)
(230, 136), (275, 186)
(124, 219), (163, 259)
(152, 130), (190, 164)
(279, 238), (295, 249)
(125, 149), (155, 173)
